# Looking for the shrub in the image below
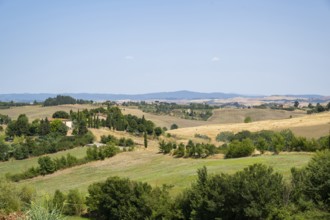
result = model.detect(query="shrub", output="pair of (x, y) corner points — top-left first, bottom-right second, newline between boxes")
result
(170, 124), (178, 130)
(52, 111), (70, 119)
(225, 138), (255, 158)
(194, 133), (211, 141)
(38, 156), (56, 175)
(244, 116), (252, 123)
(86, 176), (172, 220)
(63, 189), (85, 216)
(291, 150), (330, 209)
(216, 131), (235, 142)
(176, 164), (285, 220)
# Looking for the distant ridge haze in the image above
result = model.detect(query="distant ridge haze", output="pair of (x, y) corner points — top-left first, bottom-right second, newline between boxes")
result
(0, 91), (327, 102)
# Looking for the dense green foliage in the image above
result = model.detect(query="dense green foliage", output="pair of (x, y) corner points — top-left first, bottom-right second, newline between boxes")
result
(0, 132), (94, 162)
(5, 114), (69, 137)
(225, 138), (255, 158)
(217, 129), (330, 158)
(8, 144), (120, 182)
(0, 101), (31, 109)
(307, 102), (330, 114)
(170, 123), (178, 130)
(86, 177), (172, 220)
(0, 114), (11, 124)
(291, 150), (330, 211)
(43, 95), (92, 106)
(176, 164), (286, 219)
(52, 110), (70, 119)
(0, 178), (35, 214)
(244, 116), (252, 123)
(100, 135), (134, 147)
(159, 140), (218, 158)
(70, 107), (157, 136)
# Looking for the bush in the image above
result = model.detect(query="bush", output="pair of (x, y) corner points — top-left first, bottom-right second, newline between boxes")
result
(100, 134), (118, 145)
(291, 150), (330, 209)
(63, 189), (85, 216)
(216, 131), (235, 142)
(225, 138), (255, 158)
(154, 127), (163, 136)
(86, 176), (172, 220)
(38, 156), (56, 175)
(170, 123), (178, 130)
(159, 140), (176, 154)
(244, 116), (252, 123)
(0, 178), (35, 214)
(194, 133), (211, 141)
(52, 111), (70, 119)
(176, 164), (285, 220)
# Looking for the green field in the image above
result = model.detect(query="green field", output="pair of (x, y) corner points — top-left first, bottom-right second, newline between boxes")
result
(0, 147), (87, 175)
(16, 150), (313, 197)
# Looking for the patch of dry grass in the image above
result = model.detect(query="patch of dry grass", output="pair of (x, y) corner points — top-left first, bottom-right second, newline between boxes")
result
(0, 104), (97, 120)
(168, 112), (330, 140)
(208, 109), (306, 124)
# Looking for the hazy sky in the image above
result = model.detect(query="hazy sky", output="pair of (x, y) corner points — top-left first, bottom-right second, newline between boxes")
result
(0, 0), (329, 95)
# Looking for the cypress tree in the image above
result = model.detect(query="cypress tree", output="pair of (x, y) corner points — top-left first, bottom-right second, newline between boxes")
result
(144, 132), (148, 148)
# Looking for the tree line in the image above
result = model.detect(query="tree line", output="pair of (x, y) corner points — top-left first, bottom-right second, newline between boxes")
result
(1, 150), (329, 219)
(0, 113), (93, 162)
(7, 143), (120, 182)
(122, 101), (214, 121)
(216, 129), (330, 158)
(43, 95), (93, 106)
(67, 106), (160, 136)
(159, 140), (218, 158)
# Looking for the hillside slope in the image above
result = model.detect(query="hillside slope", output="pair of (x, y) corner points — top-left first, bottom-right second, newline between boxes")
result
(168, 112), (330, 139)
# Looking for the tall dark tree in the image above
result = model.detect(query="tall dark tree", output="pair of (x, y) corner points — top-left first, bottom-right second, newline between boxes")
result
(39, 118), (51, 136)
(6, 114), (30, 137)
(144, 132), (148, 148)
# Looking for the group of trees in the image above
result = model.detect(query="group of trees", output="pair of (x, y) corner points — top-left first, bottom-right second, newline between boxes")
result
(123, 101), (214, 121)
(6, 114), (68, 137)
(8, 144), (120, 182)
(307, 102), (330, 114)
(100, 135), (134, 147)
(68, 106), (160, 136)
(0, 114), (11, 125)
(83, 150), (330, 219)
(0, 132), (94, 162)
(43, 95), (92, 106)
(0, 178), (35, 215)
(216, 129), (330, 158)
(159, 140), (218, 158)
(0, 101), (31, 109)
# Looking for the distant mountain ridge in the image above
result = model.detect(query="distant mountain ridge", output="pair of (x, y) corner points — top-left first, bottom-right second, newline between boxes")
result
(0, 91), (326, 102)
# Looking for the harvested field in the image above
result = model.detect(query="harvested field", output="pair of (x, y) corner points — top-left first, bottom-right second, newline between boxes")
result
(208, 108), (306, 124)
(168, 112), (330, 140)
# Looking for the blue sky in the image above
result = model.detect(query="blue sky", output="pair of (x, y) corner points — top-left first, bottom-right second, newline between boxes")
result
(0, 0), (329, 95)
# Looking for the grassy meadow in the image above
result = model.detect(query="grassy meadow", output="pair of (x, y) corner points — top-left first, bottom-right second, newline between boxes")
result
(0, 147), (87, 175)
(16, 150), (312, 197)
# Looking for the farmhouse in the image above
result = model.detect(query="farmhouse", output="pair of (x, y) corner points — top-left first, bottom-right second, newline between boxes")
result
(49, 118), (73, 129)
